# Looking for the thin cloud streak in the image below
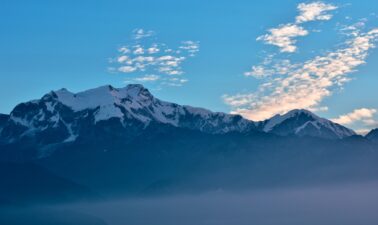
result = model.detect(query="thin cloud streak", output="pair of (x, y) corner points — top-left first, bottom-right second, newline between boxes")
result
(132, 28), (155, 40)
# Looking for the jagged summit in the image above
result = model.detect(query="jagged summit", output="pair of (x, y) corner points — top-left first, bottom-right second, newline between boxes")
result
(46, 84), (153, 111)
(0, 84), (360, 157)
(42, 84), (252, 127)
(259, 108), (356, 139)
(0, 84), (257, 151)
(262, 109), (318, 132)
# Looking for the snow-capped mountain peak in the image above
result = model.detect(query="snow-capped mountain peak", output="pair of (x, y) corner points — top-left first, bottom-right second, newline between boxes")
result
(0, 84), (359, 156)
(1, 84), (258, 149)
(43, 84), (257, 131)
(262, 109), (318, 132)
(260, 109), (356, 139)
(41, 84), (160, 123)
(50, 84), (152, 111)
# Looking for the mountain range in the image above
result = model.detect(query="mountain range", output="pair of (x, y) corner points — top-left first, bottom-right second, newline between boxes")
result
(0, 84), (377, 205)
(0, 84), (359, 156)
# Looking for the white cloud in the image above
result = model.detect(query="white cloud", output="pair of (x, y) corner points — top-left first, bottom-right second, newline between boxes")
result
(257, 1), (337, 53)
(147, 45), (160, 54)
(167, 70), (183, 75)
(363, 119), (378, 127)
(332, 108), (377, 125)
(244, 66), (273, 78)
(296, 1), (338, 23)
(257, 24), (308, 53)
(332, 108), (378, 133)
(244, 60), (295, 78)
(179, 41), (200, 56)
(133, 28), (155, 40)
(125, 75), (187, 87)
(118, 66), (137, 73)
(308, 106), (329, 112)
(133, 45), (145, 54)
(163, 78), (188, 87)
(158, 55), (175, 61)
(118, 46), (130, 54)
(355, 129), (372, 135)
(227, 2), (377, 121)
(117, 55), (129, 63)
(134, 74), (160, 82)
(111, 29), (199, 87)
(133, 56), (154, 63)
(340, 21), (366, 37)
(224, 28), (378, 121)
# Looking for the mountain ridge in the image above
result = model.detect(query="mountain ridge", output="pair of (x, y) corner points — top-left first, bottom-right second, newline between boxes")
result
(0, 84), (377, 203)
(0, 84), (362, 151)
(1, 84), (257, 141)
(366, 128), (378, 141)
(258, 109), (356, 139)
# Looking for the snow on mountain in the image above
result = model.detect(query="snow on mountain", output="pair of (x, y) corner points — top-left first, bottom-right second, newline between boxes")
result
(0, 85), (358, 150)
(53, 85), (142, 123)
(0, 84), (257, 146)
(52, 84), (257, 132)
(259, 109), (356, 139)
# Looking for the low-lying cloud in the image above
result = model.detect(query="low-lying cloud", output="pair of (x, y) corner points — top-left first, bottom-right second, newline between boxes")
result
(332, 108), (378, 134)
(332, 108), (377, 125)
(7, 182), (378, 225)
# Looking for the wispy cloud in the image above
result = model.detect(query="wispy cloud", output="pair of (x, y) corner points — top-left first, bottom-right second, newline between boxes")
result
(296, 1), (338, 23)
(162, 78), (188, 87)
(225, 28), (378, 121)
(257, 24), (308, 53)
(110, 29), (199, 87)
(179, 41), (200, 57)
(118, 65), (137, 73)
(125, 75), (188, 87)
(332, 108), (378, 134)
(224, 1), (378, 122)
(132, 28), (155, 40)
(134, 74), (160, 82)
(257, 1), (337, 53)
(332, 108), (377, 125)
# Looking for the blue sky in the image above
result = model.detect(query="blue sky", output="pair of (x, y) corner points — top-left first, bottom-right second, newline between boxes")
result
(1, 0), (378, 133)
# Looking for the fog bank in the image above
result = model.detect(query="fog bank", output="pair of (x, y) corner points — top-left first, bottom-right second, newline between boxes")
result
(60, 182), (378, 225)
